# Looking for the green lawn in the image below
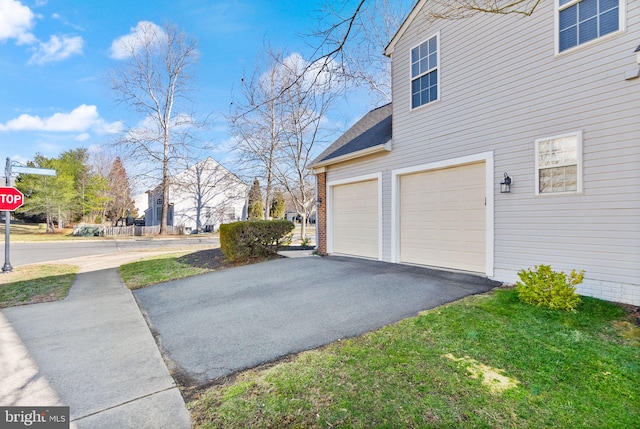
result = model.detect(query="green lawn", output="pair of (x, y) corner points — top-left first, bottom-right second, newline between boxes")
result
(189, 289), (639, 428)
(0, 264), (78, 308)
(120, 251), (216, 290)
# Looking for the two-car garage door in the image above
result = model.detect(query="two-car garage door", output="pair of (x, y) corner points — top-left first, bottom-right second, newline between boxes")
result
(399, 162), (486, 273)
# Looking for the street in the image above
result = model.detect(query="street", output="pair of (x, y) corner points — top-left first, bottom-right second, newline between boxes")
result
(4, 237), (219, 267)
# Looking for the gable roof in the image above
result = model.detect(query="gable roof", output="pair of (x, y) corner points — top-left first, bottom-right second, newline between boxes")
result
(310, 103), (392, 169)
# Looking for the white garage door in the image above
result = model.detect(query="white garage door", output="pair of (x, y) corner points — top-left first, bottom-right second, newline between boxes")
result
(399, 162), (485, 272)
(332, 179), (378, 259)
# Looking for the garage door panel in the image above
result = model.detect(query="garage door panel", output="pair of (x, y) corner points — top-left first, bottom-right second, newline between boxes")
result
(399, 162), (486, 273)
(332, 179), (378, 259)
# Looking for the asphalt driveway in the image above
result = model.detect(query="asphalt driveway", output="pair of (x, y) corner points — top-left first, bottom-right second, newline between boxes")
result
(134, 256), (500, 385)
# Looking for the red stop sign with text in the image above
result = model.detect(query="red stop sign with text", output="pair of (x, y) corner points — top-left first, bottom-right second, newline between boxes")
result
(0, 187), (24, 211)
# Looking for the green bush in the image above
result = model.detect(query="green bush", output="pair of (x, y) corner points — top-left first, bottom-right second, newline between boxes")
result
(515, 264), (584, 311)
(220, 220), (295, 262)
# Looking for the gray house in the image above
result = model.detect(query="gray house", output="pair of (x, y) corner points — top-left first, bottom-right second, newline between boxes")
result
(311, 0), (639, 305)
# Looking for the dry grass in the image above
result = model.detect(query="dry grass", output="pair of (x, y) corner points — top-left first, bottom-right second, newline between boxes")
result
(0, 264), (78, 307)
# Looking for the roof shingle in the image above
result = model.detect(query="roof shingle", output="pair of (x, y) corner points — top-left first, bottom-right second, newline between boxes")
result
(312, 103), (392, 166)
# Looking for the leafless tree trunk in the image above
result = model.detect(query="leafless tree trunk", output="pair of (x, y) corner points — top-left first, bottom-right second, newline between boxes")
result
(229, 48), (289, 219)
(110, 22), (201, 235)
(273, 54), (338, 241)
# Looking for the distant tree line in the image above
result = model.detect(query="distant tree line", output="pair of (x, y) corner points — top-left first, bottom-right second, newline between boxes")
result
(15, 148), (135, 233)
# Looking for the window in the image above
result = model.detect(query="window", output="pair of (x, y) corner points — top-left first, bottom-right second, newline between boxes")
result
(558, 0), (621, 52)
(535, 132), (582, 195)
(411, 34), (439, 109)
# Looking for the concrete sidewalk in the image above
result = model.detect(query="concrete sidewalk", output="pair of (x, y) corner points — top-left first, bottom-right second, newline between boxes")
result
(0, 255), (191, 428)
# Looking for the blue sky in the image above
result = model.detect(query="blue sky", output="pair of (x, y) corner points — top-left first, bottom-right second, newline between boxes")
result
(0, 0), (375, 169)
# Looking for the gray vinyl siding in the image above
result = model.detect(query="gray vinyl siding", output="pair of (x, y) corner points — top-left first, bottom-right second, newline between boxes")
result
(325, 1), (640, 303)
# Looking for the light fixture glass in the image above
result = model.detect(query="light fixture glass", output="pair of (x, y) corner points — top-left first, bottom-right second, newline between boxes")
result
(500, 172), (512, 193)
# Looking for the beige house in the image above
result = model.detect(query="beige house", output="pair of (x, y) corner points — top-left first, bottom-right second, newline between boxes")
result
(311, 0), (640, 305)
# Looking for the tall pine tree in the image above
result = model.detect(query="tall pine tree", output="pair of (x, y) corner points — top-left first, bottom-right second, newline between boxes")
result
(247, 178), (264, 220)
(106, 157), (134, 223)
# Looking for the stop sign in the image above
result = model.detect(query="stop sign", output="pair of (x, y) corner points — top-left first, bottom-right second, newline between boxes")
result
(0, 187), (24, 211)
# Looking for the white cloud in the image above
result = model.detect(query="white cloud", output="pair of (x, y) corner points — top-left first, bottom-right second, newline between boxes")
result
(0, 104), (121, 134)
(28, 34), (84, 65)
(109, 21), (165, 60)
(75, 132), (90, 141)
(0, 0), (37, 44)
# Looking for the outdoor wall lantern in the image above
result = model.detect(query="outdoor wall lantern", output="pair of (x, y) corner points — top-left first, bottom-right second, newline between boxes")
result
(316, 197), (323, 204)
(500, 172), (512, 193)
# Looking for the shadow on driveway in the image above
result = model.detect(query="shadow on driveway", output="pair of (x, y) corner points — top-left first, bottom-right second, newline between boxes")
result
(133, 256), (500, 390)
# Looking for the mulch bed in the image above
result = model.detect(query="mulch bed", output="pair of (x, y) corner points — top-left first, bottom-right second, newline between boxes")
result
(175, 248), (286, 271)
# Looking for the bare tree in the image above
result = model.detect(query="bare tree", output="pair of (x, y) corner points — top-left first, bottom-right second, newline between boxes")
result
(305, 0), (542, 103)
(172, 157), (246, 231)
(426, 0), (542, 19)
(110, 22), (202, 234)
(230, 51), (338, 239)
(318, 0), (413, 104)
(229, 48), (288, 219)
(272, 54), (339, 241)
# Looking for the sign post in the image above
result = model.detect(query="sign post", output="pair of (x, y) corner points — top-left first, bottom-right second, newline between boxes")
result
(3, 158), (16, 272)
(3, 158), (56, 273)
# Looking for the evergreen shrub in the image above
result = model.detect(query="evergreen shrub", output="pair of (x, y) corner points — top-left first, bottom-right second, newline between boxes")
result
(515, 264), (584, 311)
(220, 220), (295, 262)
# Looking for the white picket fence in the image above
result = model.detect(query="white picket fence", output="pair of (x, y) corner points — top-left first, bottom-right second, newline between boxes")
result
(74, 224), (186, 237)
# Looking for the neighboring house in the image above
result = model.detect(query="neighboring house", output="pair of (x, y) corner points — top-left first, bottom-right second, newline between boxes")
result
(311, 1), (640, 305)
(143, 187), (174, 227)
(142, 157), (248, 232)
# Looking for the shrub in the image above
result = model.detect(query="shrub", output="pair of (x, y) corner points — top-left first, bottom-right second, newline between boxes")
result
(220, 220), (295, 262)
(515, 264), (583, 311)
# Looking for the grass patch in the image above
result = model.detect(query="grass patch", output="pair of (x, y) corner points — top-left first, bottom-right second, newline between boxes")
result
(120, 248), (280, 290)
(0, 264), (78, 308)
(189, 289), (639, 428)
(120, 251), (216, 290)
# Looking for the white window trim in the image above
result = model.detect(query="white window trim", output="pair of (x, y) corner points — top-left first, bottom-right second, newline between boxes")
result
(534, 131), (583, 195)
(409, 31), (441, 111)
(554, 0), (626, 56)
(326, 172), (383, 261)
(390, 152), (494, 277)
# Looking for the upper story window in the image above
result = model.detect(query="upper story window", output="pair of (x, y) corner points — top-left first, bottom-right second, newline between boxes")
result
(411, 33), (439, 109)
(535, 132), (583, 195)
(558, 0), (622, 52)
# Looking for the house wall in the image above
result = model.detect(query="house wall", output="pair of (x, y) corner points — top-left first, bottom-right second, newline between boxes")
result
(140, 159), (248, 231)
(323, 2), (640, 304)
(171, 181), (247, 232)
